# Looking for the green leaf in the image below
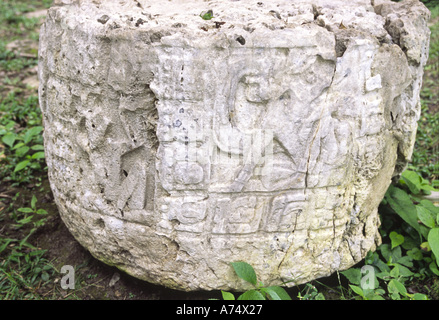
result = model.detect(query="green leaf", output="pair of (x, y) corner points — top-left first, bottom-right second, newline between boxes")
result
(12, 142), (25, 150)
(366, 251), (390, 273)
(262, 286), (291, 300)
(314, 292), (326, 300)
(23, 126), (43, 144)
(391, 245), (402, 261)
(221, 291), (235, 300)
(401, 170), (422, 194)
(237, 290), (265, 300)
(2, 132), (16, 148)
(385, 185), (420, 234)
(15, 145), (30, 157)
(17, 215), (34, 225)
(413, 293), (428, 300)
(17, 207), (34, 213)
(417, 205), (436, 229)
(41, 272), (49, 282)
(379, 244), (392, 262)
(388, 279), (407, 297)
(369, 294), (386, 300)
(30, 144), (45, 151)
(390, 264), (400, 278)
(341, 268), (362, 285)
(397, 264), (414, 277)
(389, 231), (405, 249)
(429, 261), (439, 276)
(0, 239), (14, 253)
(31, 195), (37, 210)
(420, 199), (439, 214)
(420, 241), (431, 252)
(407, 247), (424, 261)
(397, 255), (414, 268)
(43, 264), (52, 271)
(5, 121), (16, 130)
(402, 236), (420, 251)
(30, 162), (41, 170)
(428, 228), (439, 267)
(36, 209), (48, 215)
(420, 176), (439, 193)
(14, 160), (30, 172)
(231, 262), (257, 286)
(200, 10), (214, 20)
(349, 285), (365, 298)
(420, 184), (439, 193)
(376, 270), (390, 280)
(31, 151), (45, 159)
(260, 287), (281, 300)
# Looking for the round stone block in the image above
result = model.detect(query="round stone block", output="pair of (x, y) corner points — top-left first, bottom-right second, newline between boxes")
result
(38, 0), (430, 291)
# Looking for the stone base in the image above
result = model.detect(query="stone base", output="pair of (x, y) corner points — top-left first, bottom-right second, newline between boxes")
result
(39, 0), (430, 291)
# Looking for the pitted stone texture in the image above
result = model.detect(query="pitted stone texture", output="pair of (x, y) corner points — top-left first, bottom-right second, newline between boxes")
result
(39, 0), (430, 291)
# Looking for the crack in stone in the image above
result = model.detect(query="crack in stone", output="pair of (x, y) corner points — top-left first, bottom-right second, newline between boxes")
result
(276, 213), (299, 272)
(304, 112), (322, 189)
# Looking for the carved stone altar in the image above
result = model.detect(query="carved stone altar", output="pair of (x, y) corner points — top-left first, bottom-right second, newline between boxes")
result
(39, 0), (431, 291)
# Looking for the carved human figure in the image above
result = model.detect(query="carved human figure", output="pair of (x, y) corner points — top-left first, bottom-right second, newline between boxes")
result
(212, 51), (335, 192)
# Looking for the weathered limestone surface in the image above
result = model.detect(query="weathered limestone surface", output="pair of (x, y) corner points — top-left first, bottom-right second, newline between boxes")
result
(39, 0), (430, 291)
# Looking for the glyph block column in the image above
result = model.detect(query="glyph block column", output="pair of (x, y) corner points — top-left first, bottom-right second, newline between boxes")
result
(39, 0), (430, 291)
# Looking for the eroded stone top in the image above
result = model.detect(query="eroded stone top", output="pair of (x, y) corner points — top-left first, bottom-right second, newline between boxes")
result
(55, 0), (376, 30)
